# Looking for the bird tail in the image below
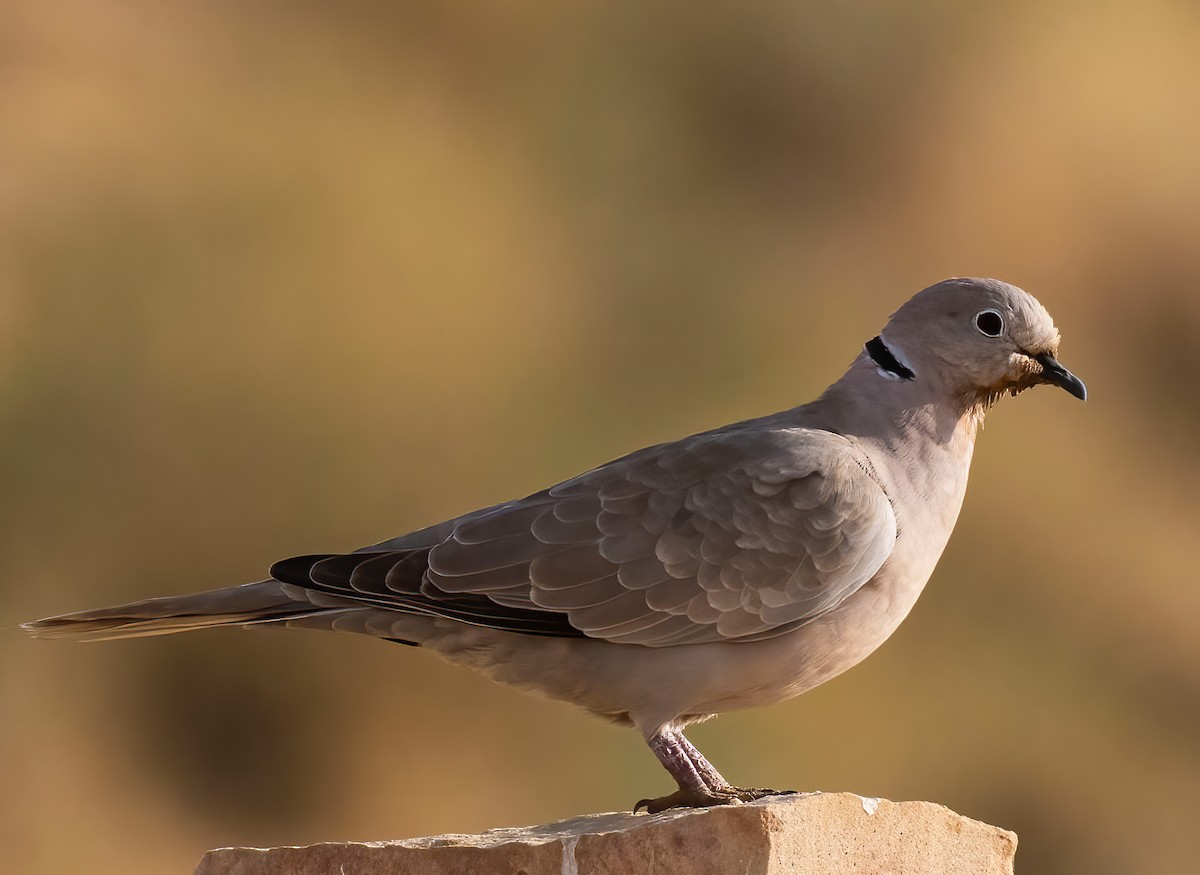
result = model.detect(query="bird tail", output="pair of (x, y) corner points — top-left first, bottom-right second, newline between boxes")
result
(21, 580), (318, 642)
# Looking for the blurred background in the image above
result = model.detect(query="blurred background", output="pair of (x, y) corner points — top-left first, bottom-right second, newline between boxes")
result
(1, 1), (1197, 873)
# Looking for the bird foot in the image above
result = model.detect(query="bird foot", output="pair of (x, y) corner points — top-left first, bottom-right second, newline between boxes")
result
(633, 786), (796, 814)
(728, 786), (797, 803)
(634, 788), (743, 814)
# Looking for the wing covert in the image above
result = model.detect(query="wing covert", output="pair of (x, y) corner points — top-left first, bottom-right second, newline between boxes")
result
(418, 427), (897, 646)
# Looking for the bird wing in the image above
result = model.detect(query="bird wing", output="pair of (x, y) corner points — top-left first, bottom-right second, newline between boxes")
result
(271, 426), (897, 647)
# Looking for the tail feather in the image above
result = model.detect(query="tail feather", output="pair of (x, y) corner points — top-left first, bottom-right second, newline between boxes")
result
(21, 580), (325, 642)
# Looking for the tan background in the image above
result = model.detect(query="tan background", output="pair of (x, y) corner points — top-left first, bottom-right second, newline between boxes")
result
(2, 2), (1197, 873)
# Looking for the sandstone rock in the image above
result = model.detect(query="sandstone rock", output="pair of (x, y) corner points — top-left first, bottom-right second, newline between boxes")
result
(194, 792), (1017, 875)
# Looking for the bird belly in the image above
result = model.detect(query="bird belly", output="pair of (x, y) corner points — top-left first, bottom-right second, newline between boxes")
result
(404, 567), (927, 736)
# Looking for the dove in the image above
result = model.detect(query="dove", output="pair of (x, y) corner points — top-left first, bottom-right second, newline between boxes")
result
(24, 277), (1086, 813)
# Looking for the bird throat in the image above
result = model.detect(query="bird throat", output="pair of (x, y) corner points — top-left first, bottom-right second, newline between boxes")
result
(865, 336), (915, 381)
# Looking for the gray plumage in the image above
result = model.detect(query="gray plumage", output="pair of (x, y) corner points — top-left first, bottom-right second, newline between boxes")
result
(24, 277), (1086, 812)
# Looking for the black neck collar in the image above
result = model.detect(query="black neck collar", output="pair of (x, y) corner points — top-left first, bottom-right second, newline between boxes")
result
(865, 335), (915, 380)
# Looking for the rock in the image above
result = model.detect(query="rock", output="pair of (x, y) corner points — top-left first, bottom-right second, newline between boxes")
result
(194, 792), (1017, 875)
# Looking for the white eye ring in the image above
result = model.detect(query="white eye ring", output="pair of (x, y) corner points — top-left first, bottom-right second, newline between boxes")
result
(974, 309), (1005, 337)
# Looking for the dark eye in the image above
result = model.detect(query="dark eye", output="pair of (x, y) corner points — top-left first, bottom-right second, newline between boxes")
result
(975, 309), (1005, 337)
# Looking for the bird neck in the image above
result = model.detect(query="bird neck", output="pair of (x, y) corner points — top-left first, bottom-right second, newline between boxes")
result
(798, 353), (983, 518)
(810, 352), (985, 449)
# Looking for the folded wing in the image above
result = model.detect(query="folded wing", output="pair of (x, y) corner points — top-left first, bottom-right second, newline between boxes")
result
(271, 427), (897, 647)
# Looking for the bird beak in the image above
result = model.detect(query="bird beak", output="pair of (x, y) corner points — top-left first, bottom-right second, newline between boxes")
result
(1033, 353), (1087, 401)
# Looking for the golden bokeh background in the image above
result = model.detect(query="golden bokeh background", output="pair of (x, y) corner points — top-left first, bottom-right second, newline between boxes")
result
(2, 2), (1197, 873)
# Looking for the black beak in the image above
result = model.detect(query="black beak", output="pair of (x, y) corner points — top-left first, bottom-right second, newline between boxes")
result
(1034, 353), (1087, 401)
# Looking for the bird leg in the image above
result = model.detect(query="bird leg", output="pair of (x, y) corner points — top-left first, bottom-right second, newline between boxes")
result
(674, 732), (795, 803)
(673, 731), (738, 792)
(634, 728), (795, 814)
(635, 729), (740, 813)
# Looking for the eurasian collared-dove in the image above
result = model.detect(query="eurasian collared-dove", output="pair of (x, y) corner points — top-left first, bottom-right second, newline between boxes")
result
(24, 277), (1086, 812)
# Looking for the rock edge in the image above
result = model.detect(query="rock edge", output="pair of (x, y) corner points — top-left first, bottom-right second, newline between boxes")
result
(195, 791), (1017, 875)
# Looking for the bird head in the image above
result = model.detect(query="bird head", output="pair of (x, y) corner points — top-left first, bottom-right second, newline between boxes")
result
(867, 277), (1087, 409)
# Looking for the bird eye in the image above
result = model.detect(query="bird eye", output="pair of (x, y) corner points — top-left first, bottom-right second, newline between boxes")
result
(974, 309), (1005, 337)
